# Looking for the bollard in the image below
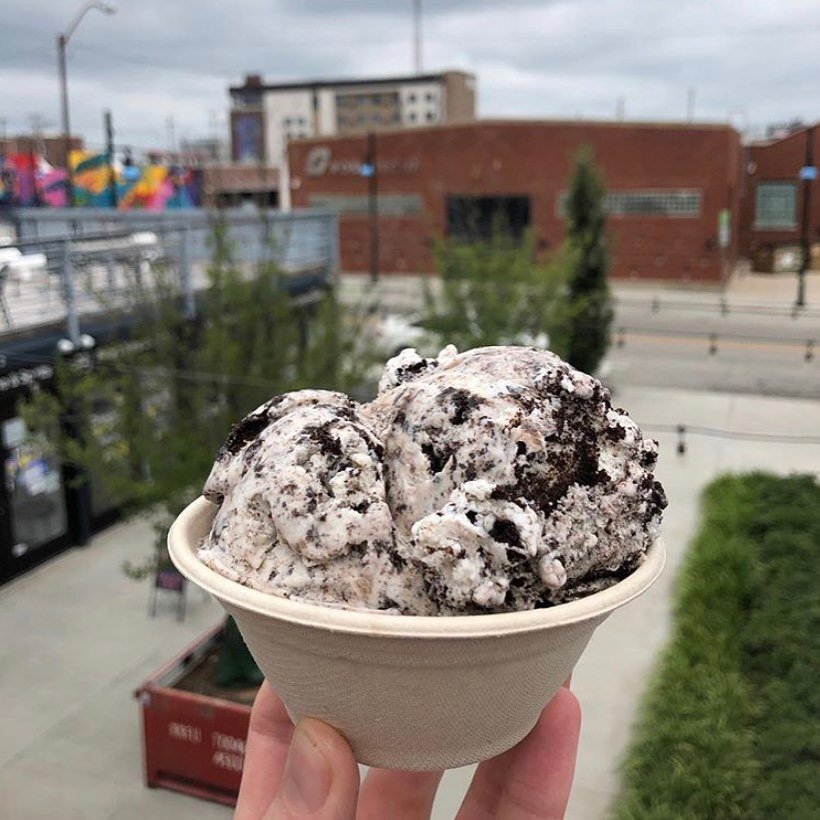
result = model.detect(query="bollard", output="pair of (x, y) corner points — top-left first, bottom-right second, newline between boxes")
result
(617, 327), (626, 348)
(676, 424), (686, 455)
(709, 333), (718, 355)
(806, 340), (815, 362)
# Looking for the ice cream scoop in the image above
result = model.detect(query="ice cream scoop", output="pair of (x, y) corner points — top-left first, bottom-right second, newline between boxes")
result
(198, 346), (666, 614)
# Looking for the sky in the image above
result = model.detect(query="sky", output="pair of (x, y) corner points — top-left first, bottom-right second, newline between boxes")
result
(2, 0), (820, 152)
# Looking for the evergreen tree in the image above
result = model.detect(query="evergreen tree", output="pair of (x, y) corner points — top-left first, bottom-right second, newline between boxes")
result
(563, 146), (614, 374)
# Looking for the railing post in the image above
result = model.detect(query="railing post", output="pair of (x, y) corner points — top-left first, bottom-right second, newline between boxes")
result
(60, 238), (81, 345)
(328, 212), (340, 282)
(180, 225), (195, 318)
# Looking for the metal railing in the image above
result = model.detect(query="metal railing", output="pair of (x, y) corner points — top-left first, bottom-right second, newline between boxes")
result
(0, 209), (339, 343)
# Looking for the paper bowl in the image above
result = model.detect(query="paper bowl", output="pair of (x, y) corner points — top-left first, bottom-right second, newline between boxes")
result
(168, 496), (665, 770)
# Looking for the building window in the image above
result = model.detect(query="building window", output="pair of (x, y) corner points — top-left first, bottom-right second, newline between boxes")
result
(426, 92), (436, 102)
(408, 112), (417, 122)
(755, 182), (797, 229)
(556, 189), (702, 218)
(407, 93), (416, 103)
(426, 111), (436, 122)
(446, 195), (532, 241)
(308, 193), (423, 216)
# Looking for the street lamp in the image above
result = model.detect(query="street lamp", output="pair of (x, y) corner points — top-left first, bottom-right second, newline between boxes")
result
(57, 1), (117, 207)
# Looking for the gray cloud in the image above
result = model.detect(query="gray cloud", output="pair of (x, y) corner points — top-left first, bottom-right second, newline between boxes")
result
(2, 0), (818, 152)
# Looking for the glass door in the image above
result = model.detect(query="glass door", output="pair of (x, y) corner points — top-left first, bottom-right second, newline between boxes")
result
(0, 415), (69, 580)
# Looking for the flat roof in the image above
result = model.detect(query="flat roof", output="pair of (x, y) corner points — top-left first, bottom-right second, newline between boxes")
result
(286, 117), (739, 144)
(229, 70), (472, 94)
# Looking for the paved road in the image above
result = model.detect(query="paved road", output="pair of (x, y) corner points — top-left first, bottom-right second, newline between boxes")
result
(608, 297), (820, 399)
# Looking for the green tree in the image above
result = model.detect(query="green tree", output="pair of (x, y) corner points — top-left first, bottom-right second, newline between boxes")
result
(563, 146), (614, 374)
(20, 227), (369, 688)
(422, 230), (573, 355)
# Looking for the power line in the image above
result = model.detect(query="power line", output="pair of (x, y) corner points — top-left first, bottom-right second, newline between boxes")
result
(642, 422), (820, 446)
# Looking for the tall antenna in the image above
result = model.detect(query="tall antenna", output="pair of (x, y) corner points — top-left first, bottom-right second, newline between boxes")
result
(413, 0), (422, 73)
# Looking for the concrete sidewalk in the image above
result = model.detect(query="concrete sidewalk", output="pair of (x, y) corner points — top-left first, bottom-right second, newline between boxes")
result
(437, 385), (820, 819)
(1, 387), (819, 820)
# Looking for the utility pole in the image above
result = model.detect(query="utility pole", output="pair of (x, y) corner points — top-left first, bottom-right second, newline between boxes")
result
(104, 109), (117, 207)
(365, 131), (379, 283)
(797, 125), (815, 309)
(166, 115), (176, 162)
(413, 0), (422, 74)
(28, 114), (46, 207)
(56, 2), (118, 208)
(687, 87), (696, 123)
(615, 97), (625, 122)
(57, 32), (73, 205)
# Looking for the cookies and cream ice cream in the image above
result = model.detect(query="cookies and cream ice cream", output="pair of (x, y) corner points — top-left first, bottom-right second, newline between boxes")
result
(198, 346), (666, 614)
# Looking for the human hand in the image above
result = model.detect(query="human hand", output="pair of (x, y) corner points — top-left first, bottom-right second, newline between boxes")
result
(235, 681), (581, 819)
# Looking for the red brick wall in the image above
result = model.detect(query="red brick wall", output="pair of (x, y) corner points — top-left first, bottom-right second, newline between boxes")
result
(738, 127), (820, 256)
(289, 120), (741, 282)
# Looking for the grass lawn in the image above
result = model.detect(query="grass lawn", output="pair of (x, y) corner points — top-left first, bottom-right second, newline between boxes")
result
(613, 473), (820, 820)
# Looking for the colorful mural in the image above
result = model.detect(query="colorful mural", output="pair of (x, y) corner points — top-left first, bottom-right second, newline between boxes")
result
(0, 150), (201, 210)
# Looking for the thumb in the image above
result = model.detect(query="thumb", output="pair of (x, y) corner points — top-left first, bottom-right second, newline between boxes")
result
(266, 718), (360, 819)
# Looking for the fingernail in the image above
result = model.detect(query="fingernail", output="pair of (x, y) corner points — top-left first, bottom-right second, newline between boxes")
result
(279, 721), (331, 812)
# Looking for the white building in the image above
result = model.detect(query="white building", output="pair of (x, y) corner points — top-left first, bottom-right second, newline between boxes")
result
(228, 71), (476, 171)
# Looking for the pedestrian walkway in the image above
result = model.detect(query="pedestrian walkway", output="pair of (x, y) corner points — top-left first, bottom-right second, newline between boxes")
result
(1, 387), (819, 820)
(433, 385), (820, 820)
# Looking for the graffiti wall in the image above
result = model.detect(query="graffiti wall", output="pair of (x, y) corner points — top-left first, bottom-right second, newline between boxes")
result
(0, 150), (201, 210)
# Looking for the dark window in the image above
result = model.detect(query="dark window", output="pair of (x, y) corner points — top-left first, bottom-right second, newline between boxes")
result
(446, 195), (532, 241)
(426, 111), (436, 122)
(408, 93), (416, 103)
(426, 92), (435, 102)
(408, 112), (417, 122)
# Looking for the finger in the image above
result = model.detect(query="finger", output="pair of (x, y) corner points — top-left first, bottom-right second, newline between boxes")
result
(235, 684), (296, 820)
(265, 718), (360, 820)
(495, 687), (581, 820)
(356, 769), (443, 820)
(456, 688), (581, 820)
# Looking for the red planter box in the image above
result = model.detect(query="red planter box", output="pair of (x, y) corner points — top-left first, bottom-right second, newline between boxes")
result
(135, 625), (254, 806)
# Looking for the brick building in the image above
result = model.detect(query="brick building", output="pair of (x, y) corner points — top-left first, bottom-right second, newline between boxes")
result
(739, 124), (820, 261)
(288, 119), (742, 282)
(0, 134), (84, 168)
